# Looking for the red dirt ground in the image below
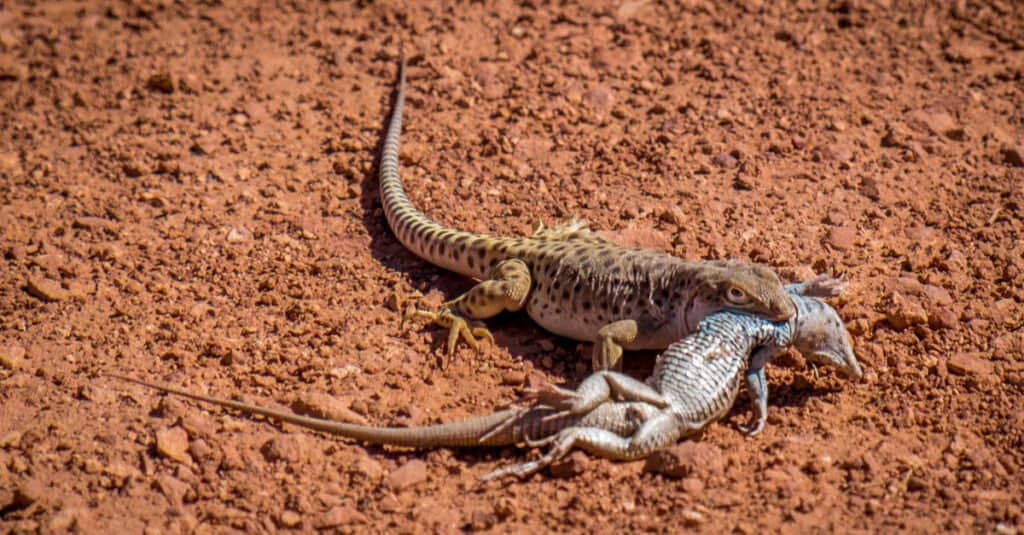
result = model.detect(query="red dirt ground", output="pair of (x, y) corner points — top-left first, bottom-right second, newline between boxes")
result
(2, 1), (1023, 533)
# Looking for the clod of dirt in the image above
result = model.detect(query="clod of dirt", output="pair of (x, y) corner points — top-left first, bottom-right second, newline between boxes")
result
(317, 505), (368, 528)
(826, 226), (857, 250)
(386, 459), (428, 490)
(0, 344), (25, 370)
(1001, 145), (1024, 167)
(25, 276), (68, 302)
(946, 353), (996, 381)
(643, 441), (723, 479)
(146, 71), (177, 93)
(548, 451), (590, 478)
(155, 427), (192, 464)
(11, 479), (44, 509)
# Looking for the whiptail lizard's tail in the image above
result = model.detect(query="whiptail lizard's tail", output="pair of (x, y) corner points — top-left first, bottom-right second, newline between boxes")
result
(111, 289), (861, 480)
(380, 58), (798, 369)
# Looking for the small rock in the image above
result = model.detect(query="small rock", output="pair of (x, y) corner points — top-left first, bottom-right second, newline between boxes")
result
(0, 56), (27, 81)
(826, 226), (857, 250)
(156, 474), (189, 508)
(1001, 144), (1024, 167)
(885, 293), (928, 330)
(350, 456), (384, 481)
(928, 309), (958, 330)
(72, 216), (116, 233)
(12, 479), (44, 508)
(25, 276), (68, 302)
(317, 505), (367, 528)
(278, 510), (301, 528)
(680, 477), (705, 494)
(711, 152), (739, 168)
(945, 40), (993, 63)
(0, 344), (25, 370)
(386, 459), (427, 490)
(501, 370), (526, 386)
(146, 71), (177, 93)
(226, 227), (252, 243)
(260, 436), (305, 464)
(909, 109), (964, 141)
(598, 225), (672, 251)
(48, 508), (80, 532)
(906, 475), (928, 492)
(681, 509), (705, 526)
(548, 451), (589, 478)
(660, 206), (687, 227)
(991, 332), (1024, 360)
(155, 427), (191, 464)
(643, 441), (723, 478)
(820, 142), (854, 162)
(122, 160), (150, 177)
(582, 86), (615, 110)
(946, 353), (995, 379)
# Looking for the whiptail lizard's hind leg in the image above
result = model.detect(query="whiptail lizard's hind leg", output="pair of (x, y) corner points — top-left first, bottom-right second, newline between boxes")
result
(410, 258), (531, 357)
(481, 410), (690, 481)
(482, 371), (669, 440)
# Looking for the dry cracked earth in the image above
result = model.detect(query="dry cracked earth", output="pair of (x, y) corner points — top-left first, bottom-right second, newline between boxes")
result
(1, 0), (1023, 533)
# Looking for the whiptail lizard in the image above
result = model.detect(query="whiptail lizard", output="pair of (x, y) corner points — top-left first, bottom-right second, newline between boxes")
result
(111, 289), (861, 480)
(380, 58), (797, 369)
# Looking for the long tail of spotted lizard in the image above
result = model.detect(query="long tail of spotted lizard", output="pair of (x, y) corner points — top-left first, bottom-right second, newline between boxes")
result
(379, 58), (514, 279)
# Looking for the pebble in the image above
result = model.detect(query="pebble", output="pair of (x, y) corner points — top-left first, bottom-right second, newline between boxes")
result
(643, 441), (722, 478)
(549, 451), (589, 478)
(25, 276), (68, 302)
(278, 510), (301, 528)
(350, 456), (384, 481)
(12, 479), (44, 507)
(1001, 144), (1024, 167)
(260, 436), (305, 464)
(682, 509), (705, 526)
(317, 505), (367, 528)
(820, 142), (854, 162)
(0, 55), (27, 80)
(146, 71), (177, 93)
(826, 226), (857, 250)
(885, 293), (928, 330)
(226, 227), (252, 243)
(712, 152), (739, 168)
(0, 344), (25, 370)
(946, 353), (995, 379)
(582, 86), (615, 110)
(155, 427), (192, 464)
(386, 459), (427, 490)
(501, 370), (526, 386)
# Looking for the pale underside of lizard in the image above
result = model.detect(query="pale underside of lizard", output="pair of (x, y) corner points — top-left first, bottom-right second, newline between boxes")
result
(379, 57), (798, 369)
(112, 289), (861, 480)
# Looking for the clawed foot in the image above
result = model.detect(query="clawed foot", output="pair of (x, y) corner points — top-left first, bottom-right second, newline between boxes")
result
(407, 308), (494, 357)
(738, 413), (766, 437)
(480, 431), (574, 481)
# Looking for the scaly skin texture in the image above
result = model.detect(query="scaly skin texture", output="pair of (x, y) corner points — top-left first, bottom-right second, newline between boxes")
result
(112, 290), (861, 480)
(381, 59), (796, 368)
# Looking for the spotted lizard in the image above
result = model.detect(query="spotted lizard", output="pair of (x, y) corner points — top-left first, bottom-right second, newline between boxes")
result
(380, 57), (797, 369)
(111, 289), (861, 480)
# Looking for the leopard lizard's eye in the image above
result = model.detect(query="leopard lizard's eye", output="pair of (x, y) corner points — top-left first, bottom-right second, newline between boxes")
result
(725, 286), (751, 305)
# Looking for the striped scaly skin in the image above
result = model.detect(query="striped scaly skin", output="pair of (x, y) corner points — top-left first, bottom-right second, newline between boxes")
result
(381, 58), (795, 369)
(481, 291), (863, 480)
(110, 289), (860, 480)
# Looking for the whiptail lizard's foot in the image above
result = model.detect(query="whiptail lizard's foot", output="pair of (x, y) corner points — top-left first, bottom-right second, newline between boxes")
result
(407, 308), (494, 358)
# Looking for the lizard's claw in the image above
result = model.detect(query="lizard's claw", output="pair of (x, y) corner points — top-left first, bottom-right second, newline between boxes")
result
(409, 309), (493, 357)
(521, 382), (581, 410)
(738, 414), (767, 437)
